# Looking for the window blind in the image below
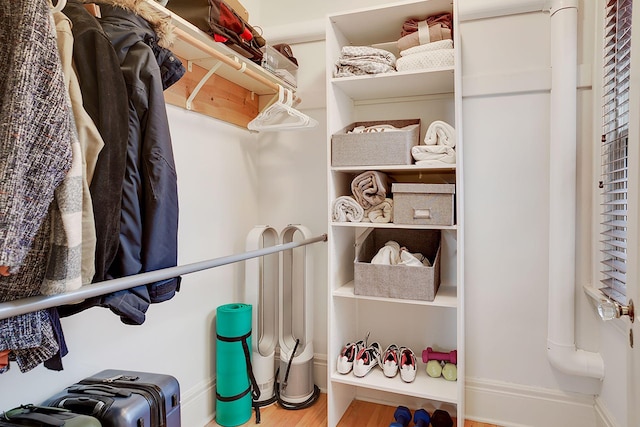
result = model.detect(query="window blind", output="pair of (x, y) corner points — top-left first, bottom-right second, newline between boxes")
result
(600, 0), (632, 304)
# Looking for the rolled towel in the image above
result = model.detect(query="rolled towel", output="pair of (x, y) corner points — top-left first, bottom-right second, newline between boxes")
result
(364, 198), (393, 223)
(424, 120), (455, 147)
(351, 171), (390, 209)
(332, 195), (364, 222)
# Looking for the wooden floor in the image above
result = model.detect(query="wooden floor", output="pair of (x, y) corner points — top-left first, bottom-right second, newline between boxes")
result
(206, 393), (499, 426)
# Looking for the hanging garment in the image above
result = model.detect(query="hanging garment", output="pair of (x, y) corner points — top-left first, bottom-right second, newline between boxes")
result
(0, 0), (73, 372)
(85, 0), (184, 325)
(61, 0), (130, 285)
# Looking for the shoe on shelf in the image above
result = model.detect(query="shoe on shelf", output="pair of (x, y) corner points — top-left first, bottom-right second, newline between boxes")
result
(381, 344), (399, 378)
(337, 340), (365, 374)
(399, 347), (417, 383)
(353, 341), (381, 377)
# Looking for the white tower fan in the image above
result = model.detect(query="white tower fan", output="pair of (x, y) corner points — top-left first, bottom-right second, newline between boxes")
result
(278, 225), (317, 404)
(245, 226), (279, 404)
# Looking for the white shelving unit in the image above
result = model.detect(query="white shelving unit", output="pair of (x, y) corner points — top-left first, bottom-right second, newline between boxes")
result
(326, 0), (464, 425)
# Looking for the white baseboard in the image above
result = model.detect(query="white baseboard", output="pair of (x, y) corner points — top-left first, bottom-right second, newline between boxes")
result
(180, 377), (217, 427)
(465, 377), (597, 427)
(181, 369), (609, 427)
(182, 354), (328, 426)
(594, 396), (620, 427)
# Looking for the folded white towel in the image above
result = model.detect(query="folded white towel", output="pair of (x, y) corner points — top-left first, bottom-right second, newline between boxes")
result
(332, 195), (364, 222)
(411, 120), (456, 166)
(424, 120), (455, 148)
(399, 39), (454, 57)
(411, 145), (456, 166)
(363, 198), (393, 223)
(396, 48), (454, 72)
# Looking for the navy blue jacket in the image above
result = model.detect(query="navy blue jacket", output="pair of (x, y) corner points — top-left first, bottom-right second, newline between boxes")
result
(98, 2), (184, 325)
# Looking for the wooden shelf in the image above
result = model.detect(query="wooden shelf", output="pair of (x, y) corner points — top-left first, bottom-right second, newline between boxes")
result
(144, 0), (296, 127)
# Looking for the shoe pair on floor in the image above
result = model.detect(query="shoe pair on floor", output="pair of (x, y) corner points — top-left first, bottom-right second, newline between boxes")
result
(337, 340), (417, 383)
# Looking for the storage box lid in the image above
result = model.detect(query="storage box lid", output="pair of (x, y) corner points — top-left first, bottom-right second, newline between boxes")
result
(392, 183), (455, 194)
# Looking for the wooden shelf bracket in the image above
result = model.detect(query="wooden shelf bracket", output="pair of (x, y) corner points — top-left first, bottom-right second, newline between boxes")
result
(186, 60), (222, 110)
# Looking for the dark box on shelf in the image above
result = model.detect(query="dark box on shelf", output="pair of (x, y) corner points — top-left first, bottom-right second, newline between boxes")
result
(354, 228), (441, 301)
(331, 119), (420, 166)
(392, 183), (456, 226)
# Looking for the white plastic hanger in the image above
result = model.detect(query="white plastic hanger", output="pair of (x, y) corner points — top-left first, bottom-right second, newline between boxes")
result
(247, 85), (318, 132)
(50, 0), (67, 13)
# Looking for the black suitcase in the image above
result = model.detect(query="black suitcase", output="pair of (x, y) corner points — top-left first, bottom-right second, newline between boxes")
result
(43, 370), (180, 427)
(0, 404), (101, 426)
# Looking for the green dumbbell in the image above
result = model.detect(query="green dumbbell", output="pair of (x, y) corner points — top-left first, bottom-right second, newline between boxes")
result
(426, 359), (442, 378)
(442, 362), (457, 381)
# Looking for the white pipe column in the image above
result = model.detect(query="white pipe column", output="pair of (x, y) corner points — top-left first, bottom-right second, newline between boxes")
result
(547, 0), (605, 379)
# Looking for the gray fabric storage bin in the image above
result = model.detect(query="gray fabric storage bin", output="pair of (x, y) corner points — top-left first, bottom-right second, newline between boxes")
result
(354, 228), (441, 301)
(392, 183), (455, 226)
(331, 119), (420, 166)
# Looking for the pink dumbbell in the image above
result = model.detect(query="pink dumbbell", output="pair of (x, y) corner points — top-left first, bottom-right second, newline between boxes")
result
(422, 347), (457, 365)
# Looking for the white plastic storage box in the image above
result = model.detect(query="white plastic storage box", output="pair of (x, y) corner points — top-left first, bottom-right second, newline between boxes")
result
(354, 228), (441, 301)
(260, 45), (298, 88)
(331, 119), (420, 166)
(392, 183), (455, 226)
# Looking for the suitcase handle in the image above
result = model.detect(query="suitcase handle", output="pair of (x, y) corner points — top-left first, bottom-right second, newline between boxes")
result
(58, 397), (106, 416)
(68, 384), (132, 397)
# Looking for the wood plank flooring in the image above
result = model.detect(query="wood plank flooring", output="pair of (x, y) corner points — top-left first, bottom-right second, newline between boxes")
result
(206, 393), (500, 426)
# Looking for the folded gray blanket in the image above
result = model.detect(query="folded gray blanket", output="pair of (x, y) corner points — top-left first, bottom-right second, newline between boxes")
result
(334, 46), (397, 77)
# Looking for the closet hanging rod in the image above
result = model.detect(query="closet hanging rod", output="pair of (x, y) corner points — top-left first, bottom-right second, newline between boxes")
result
(0, 233), (327, 321)
(171, 27), (301, 103)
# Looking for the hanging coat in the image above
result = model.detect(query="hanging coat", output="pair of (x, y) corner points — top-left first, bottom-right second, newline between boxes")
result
(0, 0), (73, 372)
(93, 0), (184, 325)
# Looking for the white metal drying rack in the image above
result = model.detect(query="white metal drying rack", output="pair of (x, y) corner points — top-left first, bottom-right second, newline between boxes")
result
(0, 233), (327, 321)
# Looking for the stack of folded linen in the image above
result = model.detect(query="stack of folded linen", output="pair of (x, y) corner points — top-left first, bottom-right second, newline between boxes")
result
(334, 46), (396, 77)
(395, 12), (454, 72)
(331, 171), (394, 223)
(411, 120), (456, 166)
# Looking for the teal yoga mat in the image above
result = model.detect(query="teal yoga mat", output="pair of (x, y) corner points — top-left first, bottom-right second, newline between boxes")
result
(216, 303), (253, 427)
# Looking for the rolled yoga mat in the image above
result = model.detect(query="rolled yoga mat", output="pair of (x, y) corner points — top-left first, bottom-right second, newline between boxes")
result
(216, 303), (255, 427)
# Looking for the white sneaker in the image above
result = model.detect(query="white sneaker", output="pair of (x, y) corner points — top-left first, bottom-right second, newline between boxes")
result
(399, 347), (417, 383)
(337, 340), (365, 374)
(381, 344), (399, 378)
(353, 342), (381, 377)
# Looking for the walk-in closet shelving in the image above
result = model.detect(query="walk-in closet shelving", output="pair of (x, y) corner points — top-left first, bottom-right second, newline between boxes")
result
(144, 0), (297, 128)
(326, 0), (464, 425)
